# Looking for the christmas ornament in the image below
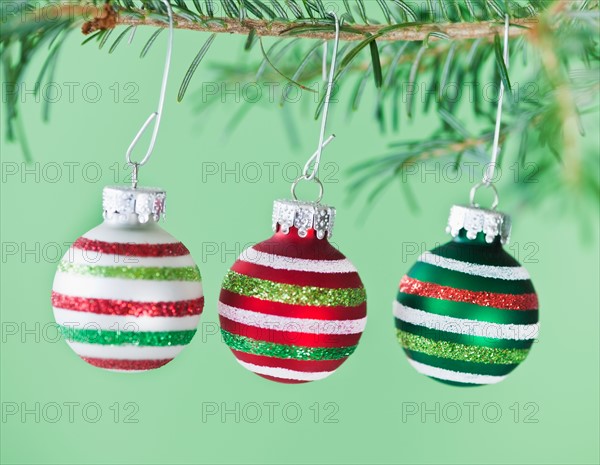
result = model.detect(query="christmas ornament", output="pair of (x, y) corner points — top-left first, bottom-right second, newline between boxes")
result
(218, 14), (367, 383)
(394, 205), (538, 386)
(219, 200), (367, 383)
(51, 2), (204, 372)
(394, 16), (538, 386)
(52, 187), (204, 371)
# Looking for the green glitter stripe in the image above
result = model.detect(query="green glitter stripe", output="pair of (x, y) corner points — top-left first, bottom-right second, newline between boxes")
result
(430, 239), (520, 267)
(59, 325), (196, 346)
(395, 320), (535, 349)
(408, 262), (535, 294)
(221, 270), (366, 307)
(397, 330), (529, 365)
(58, 262), (202, 281)
(397, 293), (539, 325)
(404, 349), (521, 376)
(221, 329), (356, 361)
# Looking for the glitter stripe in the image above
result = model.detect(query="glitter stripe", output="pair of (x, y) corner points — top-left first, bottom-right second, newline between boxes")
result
(398, 293), (538, 325)
(231, 260), (364, 288)
(418, 252), (530, 280)
(220, 289), (367, 321)
(54, 308), (201, 332)
(221, 329), (356, 361)
(231, 349), (346, 372)
(407, 358), (507, 385)
(408, 262), (535, 294)
(404, 349), (519, 376)
(220, 316), (363, 348)
(219, 302), (367, 335)
(397, 320), (533, 350)
(400, 276), (537, 310)
(81, 357), (172, 371)
(59, 326), (196, 346)
(66, 341), (185, 360)
(58, 262), (202, 281)
(221, 271), (366, 307)
(236, 360), (335, 381)
(66, 247), (195, 268)
(239, 247), (357, 273)
(397, 330), (530, 364)
(74, 237), (189, 257)
(393, 301), (538, 341)
(51, 292), (204, 317)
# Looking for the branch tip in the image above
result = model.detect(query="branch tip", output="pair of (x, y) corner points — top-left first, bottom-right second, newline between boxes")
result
(82, 3), (117, 35)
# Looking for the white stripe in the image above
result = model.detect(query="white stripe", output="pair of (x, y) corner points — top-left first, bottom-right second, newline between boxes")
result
(418, 252), (530, 280)
(54, 308), (201, 332)
(67, 342), (185, 360)
(393, 302), (538, 340)
(82, 224), (179, 244)
(237, 360), (335, 381)
(52, 272), (203, 302)
(63, 247), (196, 267)
(238, 247), (357, 273)
(219, 302), (366, 335)
(407, 359), (507, 385)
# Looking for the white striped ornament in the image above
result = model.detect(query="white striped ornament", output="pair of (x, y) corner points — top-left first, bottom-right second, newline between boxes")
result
(52, 221), (203, 372)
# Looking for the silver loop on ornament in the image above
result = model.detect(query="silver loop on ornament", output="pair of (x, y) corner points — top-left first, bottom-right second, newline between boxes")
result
(291, 176), (324, 204)
(470, 181), (499, 210)
(131, 162), (140, 189)
(125, 0), (174, 184)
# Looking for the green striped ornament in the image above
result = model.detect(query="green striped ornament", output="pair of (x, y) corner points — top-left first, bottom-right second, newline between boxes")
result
(394, 229), (539, 386)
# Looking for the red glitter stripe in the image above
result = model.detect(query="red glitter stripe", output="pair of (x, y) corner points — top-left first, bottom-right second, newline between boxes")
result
(219, 289), (367, 320)
(399, 276), (538, 310)
(231, 349), (346, 372)
(81, 357), (172, 370)
(231, 260), (363, 288)
(220, 316), (362, 348)
(74, 237), (189, 257)
(52, 292), (204, 317)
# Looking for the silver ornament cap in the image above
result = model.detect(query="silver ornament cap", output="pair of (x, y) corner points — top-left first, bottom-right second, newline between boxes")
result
(446, 204), (511, 244)
(102, 185), (166, 224)
(272, 199), (336, 239)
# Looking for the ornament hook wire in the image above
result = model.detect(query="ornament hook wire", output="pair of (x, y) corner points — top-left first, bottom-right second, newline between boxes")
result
(125, 0), (174, 187)
(300, 11), (341, 183)
(470, 14), (510, 209)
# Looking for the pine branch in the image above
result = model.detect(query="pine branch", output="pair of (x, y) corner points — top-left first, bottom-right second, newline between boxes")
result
(111, 9), (534, 42)
(1, 0), (598, 216)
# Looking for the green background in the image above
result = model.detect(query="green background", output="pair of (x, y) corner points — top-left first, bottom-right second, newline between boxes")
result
(1, 24), (599, 465)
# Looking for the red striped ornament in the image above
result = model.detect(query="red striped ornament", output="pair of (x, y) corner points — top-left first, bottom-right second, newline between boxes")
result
(219, 200), (367, 384)
(51, 186), (203, 372)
